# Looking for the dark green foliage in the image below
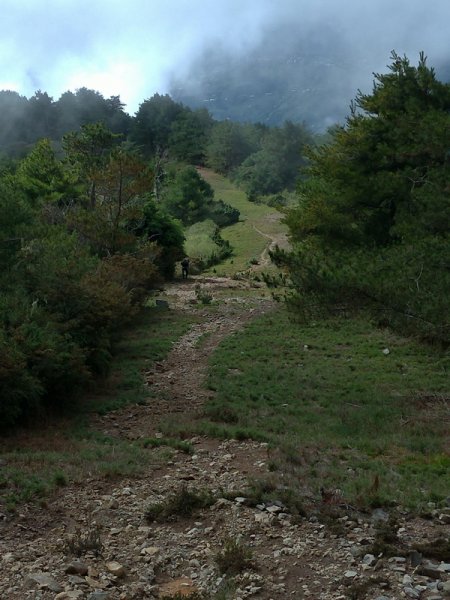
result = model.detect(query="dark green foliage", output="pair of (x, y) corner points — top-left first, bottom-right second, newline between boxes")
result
(276, 53), (450, 343)
(161, 166), (239, 239)
(137, 198), (185, 277)
(131, 93), (184, 156)
(162, 165), (214, 225)
(206, 121), (260, 174)
(168, 107), (214, 164)
(207, 199), (240, 228)
(234, 121), (312, 198)
(0, 88), (131, 158)
(0, 129), (183, 430)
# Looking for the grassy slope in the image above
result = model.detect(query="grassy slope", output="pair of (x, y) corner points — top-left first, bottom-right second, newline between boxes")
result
(197, 309), (449, 510)
(197, 168), (288, 275)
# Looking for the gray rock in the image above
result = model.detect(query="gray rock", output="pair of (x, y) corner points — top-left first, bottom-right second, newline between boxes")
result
(25, 573), (64, 593)
(442, 580), (450, 596)
(55, 592), (84, 600)
(404, 587), (420, 599)
(64, 560), (89, 576)
(371, 508), (389, 523)
(106, 561), (126, 577)
(362, 553), (376, 566)
(350, 545), (363, 558)
(344, 570), (358, 578)
(410, 551), (423, 567)
(87, 593), (110, 600)
(418, 561), (444, 579)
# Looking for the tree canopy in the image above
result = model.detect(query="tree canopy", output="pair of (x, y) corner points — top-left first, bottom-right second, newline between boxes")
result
(275, 53), (450, 344)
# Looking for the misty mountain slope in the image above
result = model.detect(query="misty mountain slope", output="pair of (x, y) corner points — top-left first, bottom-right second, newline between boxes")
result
(170, 23), (450, 131)
(170, 24), (374, 130)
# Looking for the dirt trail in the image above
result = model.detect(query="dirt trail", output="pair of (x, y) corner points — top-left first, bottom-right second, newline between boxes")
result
(92, 276), (274, 439)
(252, 214), (289, 270)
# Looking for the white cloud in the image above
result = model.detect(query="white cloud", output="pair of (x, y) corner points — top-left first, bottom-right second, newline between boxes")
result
(1, 0), (449, 113)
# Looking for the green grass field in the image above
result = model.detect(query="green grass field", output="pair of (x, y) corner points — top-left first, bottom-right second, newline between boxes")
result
(193, 308), (449, 511)
(198, 168), (288, 275)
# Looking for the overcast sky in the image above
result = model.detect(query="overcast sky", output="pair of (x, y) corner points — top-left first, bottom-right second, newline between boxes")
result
(2, 0), (449, 114)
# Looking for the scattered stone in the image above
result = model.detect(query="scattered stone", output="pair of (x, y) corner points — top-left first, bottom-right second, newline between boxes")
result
(141, 546), (160, 557)
(55, 592), (84, 600)
(371, 508), (389, 523)
(25, 573), (64, 593)
(86, 576), (107, 589)
(418, 561), (444, 579)
(404, 587), (420, 599)
(410, 551), (423, 567)
(158, 577), (199, 597)
(344, 570), (358, 579)
(2, 552), (15, 563)
(362, 553), (376, 566)
(64, 560), (89, 576)
(105, 561), (126, 578)
(87, 593), (110, 600)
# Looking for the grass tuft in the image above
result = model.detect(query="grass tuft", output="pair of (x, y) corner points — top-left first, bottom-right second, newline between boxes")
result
(145, 486), (215, 522)
(64, 522), (103, 557)
(215, 538), (254, 575)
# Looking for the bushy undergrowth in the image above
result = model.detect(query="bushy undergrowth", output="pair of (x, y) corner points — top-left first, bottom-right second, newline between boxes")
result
(0, 132), (185, 431)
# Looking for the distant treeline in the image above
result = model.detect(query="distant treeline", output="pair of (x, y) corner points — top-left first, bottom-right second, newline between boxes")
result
(0, 88), (312, 200)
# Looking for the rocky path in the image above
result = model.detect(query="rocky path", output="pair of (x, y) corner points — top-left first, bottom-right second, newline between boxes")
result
(90, 277), (274, 440)
(0, 277), (449, 600)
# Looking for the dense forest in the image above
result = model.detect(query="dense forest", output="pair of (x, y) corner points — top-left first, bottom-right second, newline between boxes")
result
(1, 53), (448, 432)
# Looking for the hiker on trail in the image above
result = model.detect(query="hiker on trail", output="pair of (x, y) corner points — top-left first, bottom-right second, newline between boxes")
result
(181, 257), (190, 279)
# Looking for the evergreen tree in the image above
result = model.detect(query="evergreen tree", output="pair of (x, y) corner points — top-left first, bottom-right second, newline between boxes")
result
(276, 53), (450, 343)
